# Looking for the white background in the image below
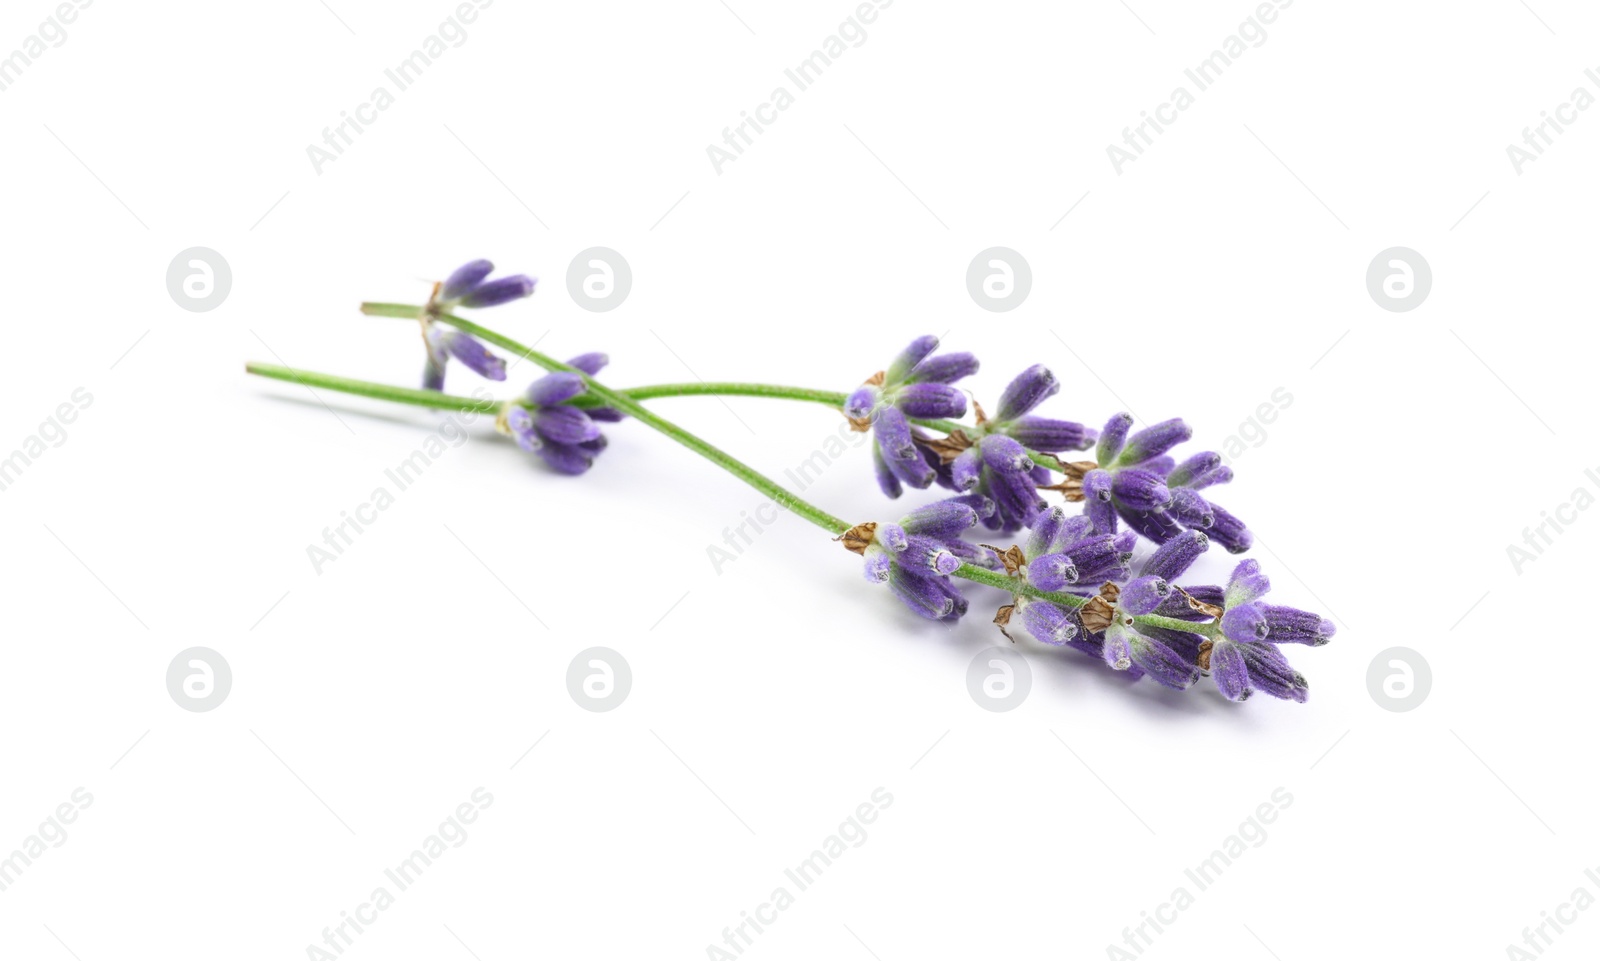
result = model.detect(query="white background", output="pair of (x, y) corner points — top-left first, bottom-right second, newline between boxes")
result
(2, 1), (1596, 958)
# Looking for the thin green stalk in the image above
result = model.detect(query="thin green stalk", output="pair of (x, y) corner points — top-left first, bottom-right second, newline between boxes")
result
(246, 363), (498, 414)
(360, 302), (851, 533)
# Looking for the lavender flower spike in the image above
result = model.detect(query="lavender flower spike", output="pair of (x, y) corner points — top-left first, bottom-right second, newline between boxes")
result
(418, 259), (534, 390)
(501, 353), (613, 475)
(846, 336), (978, 497)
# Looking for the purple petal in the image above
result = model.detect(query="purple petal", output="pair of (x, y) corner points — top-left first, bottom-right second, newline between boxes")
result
(1224, 559), (1271, 608)
(586, 407), (624, 423)
(1004, 416), (1094, 452)
(1111, 469), (1173, 513)
(1117, 418), (1192, 466)
(1018, 598), (1077, 646)
(442, 259), (494, 300)
(872, 406), (916, 459)
(1103, 622), (1135, 670)
(505, 406), (541, 452)
(566, 352), (609, 376)
(537, 442), (593, 475)
(1262, 605), (1336, 646)
(1210, 641), (1252, 701)
(533, 406), (601, 445)
(438, 330), (507, 381)
(1207, 501), (1253, 554)
(1238, 642), (1309, 702)
(1142, 530), (1209, 582)
(1189, 466), (1235, 490)
(1026, 552), (1079, 591)
(525, 372), (585, 406)
(422, 354), (446, 392)
(887, 567), (958, 620)
(1115, 502), (1184, 544)
(1168, 487), (1215, 528)
(1129, 634), (1201, 690)
(996, 364), (1060, 421)
(900, 500), (979, 539)
(1168, 451), (1222, 487)
(863, 549), (893, 583)
(885, 336), (941, 384)
(846, 386), (881, 419)
(1096, 413), (1134, 467)
(902, 535), (961, 575)
(872, 446), (904, 499)
(950, 447), (982, 491)
(458, 275), (536, 308)
(877, 523), (909, 552)
(1220, 602), (1270, 643)
(979, 434), (1033, 473)
(1118, 575), (1170, 615)
(906, 352), (979, 385)
(895, 383), (967, 419)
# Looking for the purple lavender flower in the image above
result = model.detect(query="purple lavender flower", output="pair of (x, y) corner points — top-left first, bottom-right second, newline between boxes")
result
(501, 352), (613, 475)
(848, 496), (994, 623)
(915, 366), (1096, 534)
(1053, 413), (1253, 553)
(419, 260), (536, 391)
(845, 337), (978, 498)
(1018, 526), (1210, 688)
(1183, 559), (1334, 702)
(424, 326), (507, 388)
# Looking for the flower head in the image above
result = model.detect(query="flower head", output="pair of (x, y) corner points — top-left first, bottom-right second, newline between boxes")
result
(1197, 559), (1335, 702)
(419, 259), (536, 391)
(1049, 413), (1252, 552)
(843, 336), (978, 498)
(844, 495), (995, 623)
(920, 366), (1095, 534)
(501, 353), (612, 475)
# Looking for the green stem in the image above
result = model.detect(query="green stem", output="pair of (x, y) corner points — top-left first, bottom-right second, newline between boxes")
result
(245, 363), (500, 414)
(359, 302), (851, 533)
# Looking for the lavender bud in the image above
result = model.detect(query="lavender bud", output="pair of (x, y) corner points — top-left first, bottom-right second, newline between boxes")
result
(1118, 575), (1170, 615)
(996, 364), (1060, 422)
(895, 383), (967, 419)
(1004, 416), (1095, 452)
(524, 372), (585, 407)
(1117, 418), (1192, 466)
(1141, 529), (1209, 582)
(458, 275), (536, 308)
(1096, 412), (1134, 467)
(1017, 597), (1077, 646)
(1027, 552), (1079, 591)
(979, 434), (1033, 473)
(533, 406), (601, 446)
(566, 352), (609, 376)
(1111, 469), (1173, 513)
(1262, 605), (1336, 646)
(885, 335), (940, 384)
(1168, 487), (1215, 528)
(905, 352), (979, 385)
(1221, 602), (1270, 643)
(442, 259), (494, 300)
(1168, 451), (1222, 487)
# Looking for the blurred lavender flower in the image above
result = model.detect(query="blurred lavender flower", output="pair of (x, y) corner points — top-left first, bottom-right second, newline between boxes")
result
(419, 259), (535, 391)
(500, 353), (612, 475)
(843, 336), (977, 498)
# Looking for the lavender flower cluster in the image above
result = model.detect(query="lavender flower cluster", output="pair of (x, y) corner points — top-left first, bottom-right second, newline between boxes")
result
(393, 265), (1331, 705)
(840, 337), (1334, 703)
